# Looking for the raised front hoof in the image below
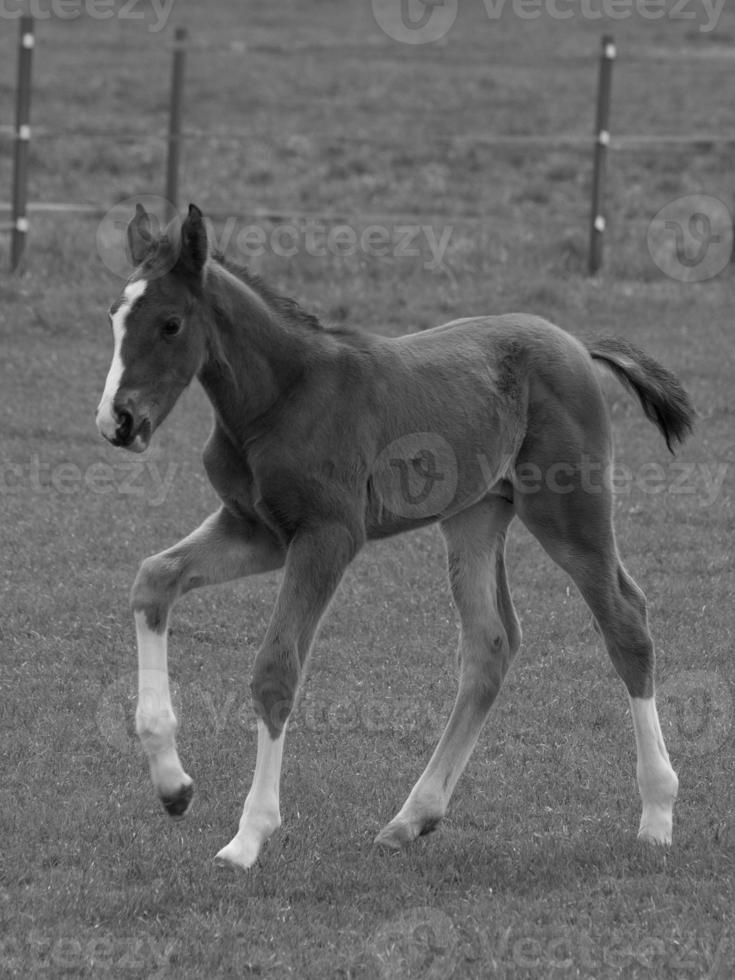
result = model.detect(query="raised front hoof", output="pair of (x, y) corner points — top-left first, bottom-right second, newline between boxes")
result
(160, 781), (194, 819)
(374, 816), (440, 851)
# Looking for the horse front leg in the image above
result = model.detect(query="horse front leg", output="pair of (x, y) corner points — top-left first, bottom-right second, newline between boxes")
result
(214, 521), (359, 870)
(130, 507), (284, 818)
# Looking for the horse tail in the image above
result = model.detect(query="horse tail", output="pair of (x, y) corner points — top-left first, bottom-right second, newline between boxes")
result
(587, 338), (695, 453)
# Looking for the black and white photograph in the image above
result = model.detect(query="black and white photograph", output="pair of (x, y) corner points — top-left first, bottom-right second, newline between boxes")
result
(0, 1), (732, 976)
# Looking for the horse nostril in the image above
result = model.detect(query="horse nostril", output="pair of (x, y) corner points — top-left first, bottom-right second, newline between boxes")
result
(116, 408), (134, 442)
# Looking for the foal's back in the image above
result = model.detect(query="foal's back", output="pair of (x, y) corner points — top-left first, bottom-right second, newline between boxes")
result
(361, 314), (608, 537)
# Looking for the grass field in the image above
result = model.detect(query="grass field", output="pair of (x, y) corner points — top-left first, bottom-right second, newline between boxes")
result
(1, 1), (734, 977)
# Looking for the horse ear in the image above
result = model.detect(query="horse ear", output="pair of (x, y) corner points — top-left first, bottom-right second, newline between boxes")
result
(126, 203), (156, 265)
(178, 203), (208, 275)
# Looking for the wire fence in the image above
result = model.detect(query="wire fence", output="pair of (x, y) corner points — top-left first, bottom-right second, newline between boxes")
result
(2, 19), (733, 272)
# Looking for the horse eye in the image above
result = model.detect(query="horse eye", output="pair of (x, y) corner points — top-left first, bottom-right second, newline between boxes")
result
(162, 317), (182, 338)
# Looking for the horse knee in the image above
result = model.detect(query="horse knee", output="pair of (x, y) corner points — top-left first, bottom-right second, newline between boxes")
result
(130, 554), (181, 631)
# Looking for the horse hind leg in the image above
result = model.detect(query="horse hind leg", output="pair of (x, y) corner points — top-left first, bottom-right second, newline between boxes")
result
(375, 496), (521, 849)
(600, 564), (678, 844)
(515, 468), (678, 845)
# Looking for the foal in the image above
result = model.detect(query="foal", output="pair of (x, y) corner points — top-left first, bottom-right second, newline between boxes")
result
(96, 204), (694, 870)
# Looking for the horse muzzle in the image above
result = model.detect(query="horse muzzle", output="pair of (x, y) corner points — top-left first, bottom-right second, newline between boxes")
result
(96, 398), (152, 453)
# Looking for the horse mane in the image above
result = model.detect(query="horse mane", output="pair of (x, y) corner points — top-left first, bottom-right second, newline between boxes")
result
(210, 252), (326, 334)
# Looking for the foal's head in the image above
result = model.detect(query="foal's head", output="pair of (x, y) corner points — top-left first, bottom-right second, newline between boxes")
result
(96, 203), (211, 452)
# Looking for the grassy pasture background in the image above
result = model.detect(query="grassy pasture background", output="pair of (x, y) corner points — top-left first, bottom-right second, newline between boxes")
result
(1, 0), (734, 977)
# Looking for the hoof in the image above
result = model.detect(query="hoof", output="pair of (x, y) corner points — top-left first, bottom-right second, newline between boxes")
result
(374, 816), (440, 850)
(638, 805), (673, 846)
(214, 839), (259, 871)
(638, 825), (672, 847)
(160, 781), (194, 819)
(374, 826), (409, 850)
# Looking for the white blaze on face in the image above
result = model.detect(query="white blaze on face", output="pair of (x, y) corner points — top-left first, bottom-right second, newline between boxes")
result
(96, 278), (148, 440)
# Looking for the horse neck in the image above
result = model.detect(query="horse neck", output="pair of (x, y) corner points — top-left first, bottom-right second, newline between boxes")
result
(197, 263), (310, 445)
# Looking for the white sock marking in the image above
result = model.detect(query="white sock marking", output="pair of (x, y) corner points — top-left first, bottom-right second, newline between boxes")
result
(96, 278), (147, 439)
(134, 608), (189, 796)
(629, 696), (678, 844)
(215, 719), (286, 869)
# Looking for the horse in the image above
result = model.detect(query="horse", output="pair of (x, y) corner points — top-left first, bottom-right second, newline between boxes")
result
(95, 203), (694, 871)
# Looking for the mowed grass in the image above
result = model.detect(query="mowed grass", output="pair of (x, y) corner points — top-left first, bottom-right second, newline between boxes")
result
(1, 1), (734, 977)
